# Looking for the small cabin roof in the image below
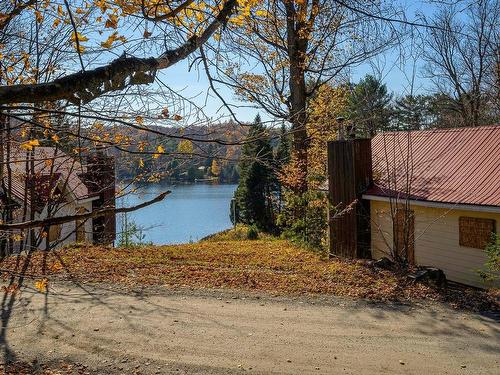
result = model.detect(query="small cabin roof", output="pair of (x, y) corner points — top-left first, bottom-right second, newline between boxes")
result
(365, 125), (500, 208)
(3, 146), (95, 203)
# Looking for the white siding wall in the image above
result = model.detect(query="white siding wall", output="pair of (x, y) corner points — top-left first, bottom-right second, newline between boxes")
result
(370, 200), (499, 288)
(9, 199), (94, 252)
(51, 200), (94, 246)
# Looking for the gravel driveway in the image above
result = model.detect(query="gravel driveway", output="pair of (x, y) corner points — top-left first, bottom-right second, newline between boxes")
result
(1, 281), (499, 374)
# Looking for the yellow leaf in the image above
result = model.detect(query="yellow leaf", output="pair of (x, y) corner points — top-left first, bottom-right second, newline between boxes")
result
(34, 10), (44, 23)
(135, 116), (144, 125)
(11, 234), (23, 242)
(101, 31), (126, 49)
(51, 134), (60, 143)
(105, 14), (119, 29)
(138, 158), (145, 168)
(177, 139), (193, 154)
(152, 145), (165, 159)
(71, 32), (88, 53)
(51, 262), (63, 272)
(101, 37), (114, 49)
(95, 0), (109, 13)
(71, 31), (88, 42)
(20, 139), (40, 151)
(34, 278), (48, 293)
(173, 114), (183, 121)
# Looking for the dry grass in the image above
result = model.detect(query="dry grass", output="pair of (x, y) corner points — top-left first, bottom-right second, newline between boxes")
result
(0, 235), (498, 311)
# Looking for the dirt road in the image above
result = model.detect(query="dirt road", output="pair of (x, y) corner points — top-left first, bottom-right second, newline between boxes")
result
(1, 282), (499, 374)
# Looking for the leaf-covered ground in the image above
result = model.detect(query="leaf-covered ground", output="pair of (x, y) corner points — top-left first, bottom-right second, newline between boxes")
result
(0, 237), (498, 311)
(0, 360), (91, 375)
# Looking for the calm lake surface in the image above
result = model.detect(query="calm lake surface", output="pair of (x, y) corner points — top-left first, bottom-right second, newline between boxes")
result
(120, 184), (237, 244)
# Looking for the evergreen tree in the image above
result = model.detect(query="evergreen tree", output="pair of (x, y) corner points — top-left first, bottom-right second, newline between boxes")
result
(274, 123), (291, 213)
(233, 115), (276, 230)
(275, 123), (291, 168)
(347, 75), (392, 137)
(392, 93), (466, 130)
(392, 95), (437, 130)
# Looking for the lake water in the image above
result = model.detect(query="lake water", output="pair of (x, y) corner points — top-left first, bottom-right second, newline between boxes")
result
(119, 184), (237, 244)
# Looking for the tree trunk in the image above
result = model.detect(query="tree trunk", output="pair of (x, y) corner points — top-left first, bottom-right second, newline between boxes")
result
(289, 67), (308, 194)
(286, 4), (309, 194)
(0, 110), (5, 257)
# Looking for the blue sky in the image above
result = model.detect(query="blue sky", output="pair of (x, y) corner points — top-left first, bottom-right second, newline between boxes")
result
(157, 0), (441, 123)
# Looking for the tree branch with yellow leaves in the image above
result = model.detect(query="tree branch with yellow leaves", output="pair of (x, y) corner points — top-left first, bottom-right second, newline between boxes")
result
(0, 0), (238, 105)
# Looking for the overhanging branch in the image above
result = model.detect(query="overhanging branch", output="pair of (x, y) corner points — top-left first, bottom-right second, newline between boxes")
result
(0, 191), (170, 231)
(0, 0), (238, 105)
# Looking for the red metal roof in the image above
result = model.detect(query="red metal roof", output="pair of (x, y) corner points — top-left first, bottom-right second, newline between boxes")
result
(366, 125), (500, 207)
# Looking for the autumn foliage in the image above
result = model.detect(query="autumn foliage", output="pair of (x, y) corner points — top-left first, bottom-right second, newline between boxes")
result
(1, 236), (497, 311)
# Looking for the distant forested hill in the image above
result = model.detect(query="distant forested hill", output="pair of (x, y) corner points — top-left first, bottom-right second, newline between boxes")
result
(110, 121), (248, 184)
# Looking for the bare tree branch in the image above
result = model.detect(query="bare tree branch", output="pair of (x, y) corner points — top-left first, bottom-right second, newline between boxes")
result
(0, 191), (171, 231)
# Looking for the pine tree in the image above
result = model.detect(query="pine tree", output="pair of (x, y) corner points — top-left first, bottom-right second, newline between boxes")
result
(392, 95), (436, 130)
(347, 75), (392, 137)
(233, 115), (276, 230)
(275, 123), (291, 169)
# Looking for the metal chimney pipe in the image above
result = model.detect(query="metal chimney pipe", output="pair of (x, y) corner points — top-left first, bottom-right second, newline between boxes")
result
(336, 116), (345, 140)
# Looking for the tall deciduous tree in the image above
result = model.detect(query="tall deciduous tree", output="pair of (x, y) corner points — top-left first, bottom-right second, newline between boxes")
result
(307, 84), (349, 187)
(203, 0), (397, 193)
(276, 84), (348, 248)
(423, 0), (500, 127)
